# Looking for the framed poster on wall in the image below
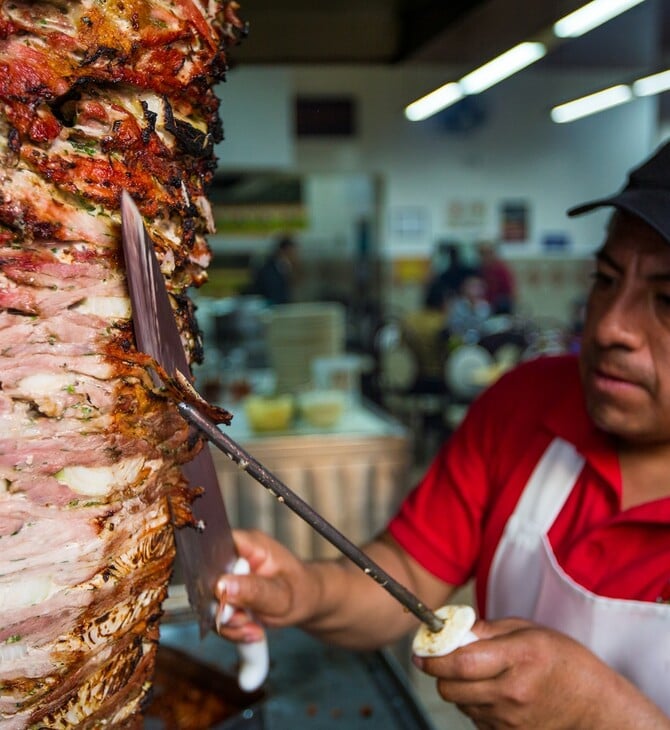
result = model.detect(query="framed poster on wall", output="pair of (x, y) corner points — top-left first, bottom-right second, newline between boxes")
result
(389, 206), (430, 241)
(210, 172), (308, 236)
(499, 200), (529, 242)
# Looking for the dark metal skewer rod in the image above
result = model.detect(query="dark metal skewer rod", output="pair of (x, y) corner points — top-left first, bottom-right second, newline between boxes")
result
(178, 402), (444, 633)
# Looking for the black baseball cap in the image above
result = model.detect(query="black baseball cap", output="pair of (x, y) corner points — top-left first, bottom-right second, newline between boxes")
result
(568, 140), (670, 244)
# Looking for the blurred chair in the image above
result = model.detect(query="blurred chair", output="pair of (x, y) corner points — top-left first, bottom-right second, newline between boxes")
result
(443, 343), (494, 431)
(478, 328), (529, 368)
(373, 320), (417, 400)
(372, 319), (449, 463)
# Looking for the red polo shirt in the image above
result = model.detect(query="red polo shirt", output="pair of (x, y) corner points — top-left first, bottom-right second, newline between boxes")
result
(388, 355), (670, 617)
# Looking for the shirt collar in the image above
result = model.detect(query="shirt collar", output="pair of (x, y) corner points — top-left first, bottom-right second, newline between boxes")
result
(541, 357), (670, 520)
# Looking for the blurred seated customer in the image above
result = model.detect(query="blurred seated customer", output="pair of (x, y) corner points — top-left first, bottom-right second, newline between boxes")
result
(447, 275), (491, 339)
(424, 239), (477, 311)
(246, 235), (299, 305)
(477, 240), (516, 314)
(402, 308), (449, 384)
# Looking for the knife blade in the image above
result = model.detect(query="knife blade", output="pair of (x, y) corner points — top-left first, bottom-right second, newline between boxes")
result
(120, 191), (269, 690)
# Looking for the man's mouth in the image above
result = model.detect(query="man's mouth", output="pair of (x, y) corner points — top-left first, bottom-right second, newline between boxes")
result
(590, 364), (646, 395)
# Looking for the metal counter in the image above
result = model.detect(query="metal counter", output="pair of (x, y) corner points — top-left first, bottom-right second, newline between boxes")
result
(151, 622), (435, 730)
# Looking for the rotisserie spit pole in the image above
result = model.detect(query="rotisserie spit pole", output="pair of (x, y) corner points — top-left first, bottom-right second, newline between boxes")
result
(177, 401), (445, 634)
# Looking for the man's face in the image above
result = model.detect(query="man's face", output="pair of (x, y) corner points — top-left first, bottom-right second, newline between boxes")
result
(579, 211), (670, 444)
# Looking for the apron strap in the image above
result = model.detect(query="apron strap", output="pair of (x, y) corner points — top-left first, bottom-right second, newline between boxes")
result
(486, 437), (585, 619)
(511, 437), (585, 533)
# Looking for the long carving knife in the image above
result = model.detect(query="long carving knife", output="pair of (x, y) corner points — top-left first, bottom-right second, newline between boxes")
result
(120, 191), (269, 691)
(121, 193), (447, 644)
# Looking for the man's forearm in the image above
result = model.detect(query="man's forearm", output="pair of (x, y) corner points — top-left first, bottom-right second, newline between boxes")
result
(298, 538), (449, 650)
(584, 669), (670, 729)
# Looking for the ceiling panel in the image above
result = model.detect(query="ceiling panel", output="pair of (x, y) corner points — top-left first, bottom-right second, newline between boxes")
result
(230, 0), (666, 77)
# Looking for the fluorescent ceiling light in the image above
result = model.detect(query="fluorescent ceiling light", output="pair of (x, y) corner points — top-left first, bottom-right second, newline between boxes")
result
(404, 40), (545, 122)
(551, 85), (633, 123)
(553, 0), (646, 39)
(459, 42), (546, 95)
(404, 82), (464, 122)
(633, 69), (670, 97)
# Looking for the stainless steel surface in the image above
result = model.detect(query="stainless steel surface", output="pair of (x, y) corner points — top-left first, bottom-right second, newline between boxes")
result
(121, 191), (238, 636)
(153, 621), (437, 730)
(178, 401), (444, 634)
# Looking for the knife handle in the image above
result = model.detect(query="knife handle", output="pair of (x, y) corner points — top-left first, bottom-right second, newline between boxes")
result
(216, 557), (269, 692)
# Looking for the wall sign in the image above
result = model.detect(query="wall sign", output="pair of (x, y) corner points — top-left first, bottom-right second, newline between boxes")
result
(500, 200), (529, 242)
(389, 206), (430, 240)
(446, 199), (486, 229)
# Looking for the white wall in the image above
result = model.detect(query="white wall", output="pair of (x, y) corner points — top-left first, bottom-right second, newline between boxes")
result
(213, 63), (660, 319)
(287, 64), (658, 257)
(214, 68), (294, 169)
(215, 64), (659, 258)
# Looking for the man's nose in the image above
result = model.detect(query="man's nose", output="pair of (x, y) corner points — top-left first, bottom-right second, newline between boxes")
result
(592, 290), (644, 350)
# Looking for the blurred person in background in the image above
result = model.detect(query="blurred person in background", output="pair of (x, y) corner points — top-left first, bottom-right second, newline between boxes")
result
(247, 235), (299, 305)
(477, 240), (516, 314)
(446, 274), (491, 340)
(424, 240), (478, 312)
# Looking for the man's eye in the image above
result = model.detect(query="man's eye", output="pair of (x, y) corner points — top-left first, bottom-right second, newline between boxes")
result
(656, 292), (670, 308)
(590, 271), (614, 287)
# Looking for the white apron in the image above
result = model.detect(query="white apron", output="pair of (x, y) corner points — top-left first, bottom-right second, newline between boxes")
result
(486, 437), (670, 714)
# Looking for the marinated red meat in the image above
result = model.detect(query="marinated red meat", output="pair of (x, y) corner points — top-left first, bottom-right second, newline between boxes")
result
(0, 1), (243, 726)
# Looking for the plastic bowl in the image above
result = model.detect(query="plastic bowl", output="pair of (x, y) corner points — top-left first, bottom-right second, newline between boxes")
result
(244, 395), (294, 432)
(297, 389), (346, 428)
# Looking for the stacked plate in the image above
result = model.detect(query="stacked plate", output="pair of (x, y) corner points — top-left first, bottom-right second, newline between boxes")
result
(266, 302), (346, 393)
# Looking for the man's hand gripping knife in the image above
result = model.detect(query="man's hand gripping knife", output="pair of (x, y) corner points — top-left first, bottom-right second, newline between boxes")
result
(215, 556), (269, 692)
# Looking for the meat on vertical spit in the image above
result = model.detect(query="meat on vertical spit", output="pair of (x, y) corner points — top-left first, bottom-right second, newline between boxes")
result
(0, 1), (243, 726)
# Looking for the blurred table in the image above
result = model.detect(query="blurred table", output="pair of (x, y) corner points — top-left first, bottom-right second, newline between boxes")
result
(212, 400), (410, 559)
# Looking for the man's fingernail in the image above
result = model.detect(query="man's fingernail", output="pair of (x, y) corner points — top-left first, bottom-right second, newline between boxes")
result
(225, 577), (239, 597)
(412, 655), (424, 670)
(217, 602), (234, 629)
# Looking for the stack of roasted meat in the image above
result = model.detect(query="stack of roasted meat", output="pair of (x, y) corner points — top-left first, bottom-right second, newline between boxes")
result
(0, 1), (242, 726)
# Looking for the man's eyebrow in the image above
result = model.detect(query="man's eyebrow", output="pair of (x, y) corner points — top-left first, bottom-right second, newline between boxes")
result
(595, 249), (621, 272)
(595, 248), (670, 281)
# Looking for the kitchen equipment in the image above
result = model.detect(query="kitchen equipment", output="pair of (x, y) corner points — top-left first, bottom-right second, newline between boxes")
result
(144, 643), (263, 728)
(121, 191), (269, 691)
(265, 302), (345, 392)
(311, 354), (367, 401)
(213, 401), (409, 561)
